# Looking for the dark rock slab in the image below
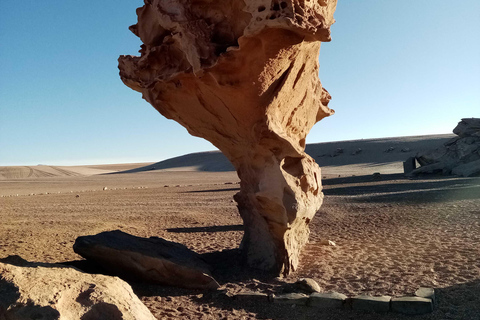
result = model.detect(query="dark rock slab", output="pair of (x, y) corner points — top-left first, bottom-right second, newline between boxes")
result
(391, 296), (433, 315)
(73, 230), (219, 290)
(403, 156), (416, 174)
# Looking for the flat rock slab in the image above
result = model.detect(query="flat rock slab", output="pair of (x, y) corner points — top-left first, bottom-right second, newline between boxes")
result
(391, 297), (433, 315)
(351, 295), (391, 313)
(308, 292), (348, 309)
(273, 293), (309, 305)
(73, 230), (219, 290)
(415, 287), (436, 305)
(0, 256), (156, 320)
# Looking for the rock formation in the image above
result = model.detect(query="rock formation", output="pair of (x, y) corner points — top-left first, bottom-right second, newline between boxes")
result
(0, 256), (156, 320)
(119, 0), (337, 275)
(73, 230), (219, 290)
(410, 118), (480, 177)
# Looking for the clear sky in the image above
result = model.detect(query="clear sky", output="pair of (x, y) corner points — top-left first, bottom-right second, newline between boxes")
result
(0, 1), (479, 166)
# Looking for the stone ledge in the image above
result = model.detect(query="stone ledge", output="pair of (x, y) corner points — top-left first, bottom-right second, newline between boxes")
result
(391, 296), (433, 315)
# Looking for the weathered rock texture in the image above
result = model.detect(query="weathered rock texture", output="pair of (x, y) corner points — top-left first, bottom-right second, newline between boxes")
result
(119, 0), (337, 275)
(411, 118), (480, 177)
(73, 230), (219, 290)
(0, 256), (156, 320)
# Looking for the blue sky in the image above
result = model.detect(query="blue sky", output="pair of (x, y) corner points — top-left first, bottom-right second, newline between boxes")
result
(0, 1), (479, 166)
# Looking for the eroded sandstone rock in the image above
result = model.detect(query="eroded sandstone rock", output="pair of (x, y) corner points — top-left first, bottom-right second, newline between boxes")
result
(0, 256), (156, 320)
(119, 0), (337, 275)
(73, 230), (219, 290)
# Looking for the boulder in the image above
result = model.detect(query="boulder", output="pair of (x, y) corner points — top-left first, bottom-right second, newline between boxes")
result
(118, 0), (338, 275)
(0, 256), (155, 320)
(73, 230), (219, 290)
(411, 118), (480, 177)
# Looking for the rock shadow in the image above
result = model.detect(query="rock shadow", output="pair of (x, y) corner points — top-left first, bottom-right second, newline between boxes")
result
(323, 175), (480, 204)
(184, 187), (240, 193)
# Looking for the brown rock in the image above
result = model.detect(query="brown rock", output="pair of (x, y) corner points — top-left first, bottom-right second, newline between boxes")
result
(118, 0), (337, 275)
(73, 230), (219, 290)
(0, 256), (156, 320)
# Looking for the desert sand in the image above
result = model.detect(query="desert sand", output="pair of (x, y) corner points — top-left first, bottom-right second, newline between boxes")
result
(1, 135), (480, 319)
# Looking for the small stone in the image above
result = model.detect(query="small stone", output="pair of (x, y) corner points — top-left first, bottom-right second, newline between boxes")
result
(351, 295), (391, 313)
(103, 187), (108, 191)
(294, 278), (321, 293)
(273, 293), (309, 305)
(308, 292), (347, 309)
(391, 296), (433, 315)
(372, 172), (381, 180)
(76, 194), (80, 198)
(318, 240), (336, 246)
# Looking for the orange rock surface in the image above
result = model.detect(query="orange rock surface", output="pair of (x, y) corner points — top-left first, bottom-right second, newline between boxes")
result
(119, 0), (337, 275)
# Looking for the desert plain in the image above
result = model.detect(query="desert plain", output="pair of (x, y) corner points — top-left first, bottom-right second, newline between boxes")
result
(1, 134), (480, 320)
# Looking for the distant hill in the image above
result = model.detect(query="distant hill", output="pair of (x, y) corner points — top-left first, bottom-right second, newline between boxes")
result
(114, 134), (455, 174)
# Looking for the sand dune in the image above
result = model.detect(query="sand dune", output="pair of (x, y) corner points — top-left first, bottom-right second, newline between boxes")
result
(0, 164), (150, 180)
(115, 134), (455, 176)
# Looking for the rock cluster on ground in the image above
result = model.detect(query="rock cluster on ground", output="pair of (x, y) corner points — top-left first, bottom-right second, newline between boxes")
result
(73, 230), (219, 290)
(407, 118), (480, 177)
(0, 256), (156, 320)
(118, 0), (338, 275)
(234, 278), (435, 315)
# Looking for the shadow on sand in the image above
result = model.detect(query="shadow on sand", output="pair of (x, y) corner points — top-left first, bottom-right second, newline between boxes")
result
(166, 225), (243, 233)
(323, 174), (480, 204)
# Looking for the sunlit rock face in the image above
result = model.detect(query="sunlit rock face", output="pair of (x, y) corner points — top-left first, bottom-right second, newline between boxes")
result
(119, 0), (337, 276)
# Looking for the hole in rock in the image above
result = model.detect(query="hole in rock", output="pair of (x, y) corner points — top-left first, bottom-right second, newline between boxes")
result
(282, 157), (304, 177)
(272, 3), (280, 11)
(258, 5), (266, 12)
(280, 2), (288, 9)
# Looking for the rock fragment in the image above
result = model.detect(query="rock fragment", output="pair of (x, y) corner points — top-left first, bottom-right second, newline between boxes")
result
(73, 230), (219, 290)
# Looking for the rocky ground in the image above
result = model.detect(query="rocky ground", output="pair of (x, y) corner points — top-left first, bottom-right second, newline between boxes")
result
(1, 168), (479, 319)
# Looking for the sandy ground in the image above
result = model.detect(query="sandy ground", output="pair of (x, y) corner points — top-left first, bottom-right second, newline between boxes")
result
(1, 135), (480, 319)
